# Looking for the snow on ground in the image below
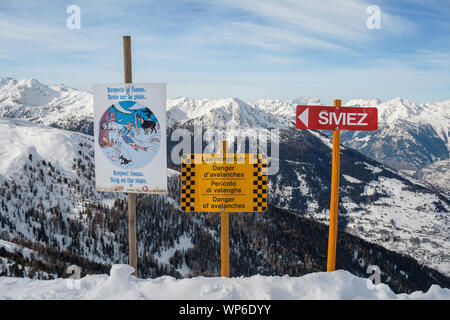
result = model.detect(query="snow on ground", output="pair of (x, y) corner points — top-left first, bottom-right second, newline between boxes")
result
(416, 158), (450, 194)
(0, 119), (121, 263)
(347, 176), (450, 275)
(343, 175), (363, 184)
(363, 162), (383, 174)
(0, 264), (448, 300)
(0, 118), (90, 177)
(0, 240), (36, 259)
(156, 234), (194, 277)
(308, 130), (333, 149)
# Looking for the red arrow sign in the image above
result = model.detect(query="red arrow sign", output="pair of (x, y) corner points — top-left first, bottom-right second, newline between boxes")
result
(296, 105), (378, 131)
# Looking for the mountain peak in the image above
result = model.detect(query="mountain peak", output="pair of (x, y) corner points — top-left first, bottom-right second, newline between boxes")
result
(344, 98), (381, 107)
(17, 78), (42, 86)
(387, 96), (416, 106)
(0, 77), (93, 128)
(0, 77), (16, 86)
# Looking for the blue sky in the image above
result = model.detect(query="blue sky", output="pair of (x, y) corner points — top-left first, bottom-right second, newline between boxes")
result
(0, 0), (449, 104)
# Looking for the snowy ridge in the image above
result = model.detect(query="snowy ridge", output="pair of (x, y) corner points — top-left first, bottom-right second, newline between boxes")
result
(0, 264), (448, 300)
(344, 97), (450, 151)
(339, 97), (450, 189)
(0, 78), (93, 134)
(1, 77), (447, 154)
(416, 159), (450, 194)
(346, 97), (424, 125)
(0, 118), (90, 177)
(165, 94), (449, 191)
(0, 118), (123, 264)
(167, 97), (323, 128)
(252, 97), (322, 124)
(0, 122), (188, 273)
(0, 239), (36, 260)
(167, 97), (286, 128)
(0, 239), (58, 280)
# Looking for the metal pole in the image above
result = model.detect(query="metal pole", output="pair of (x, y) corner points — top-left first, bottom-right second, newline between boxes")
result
(220, 140), (230, 277)
(327, 99), (341, 272)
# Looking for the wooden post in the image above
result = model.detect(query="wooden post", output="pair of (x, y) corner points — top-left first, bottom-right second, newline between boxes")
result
(123, 35), (137, 276)
(128, 193), (137, 275)
(327, 99), (341, 272)
(123, 36), (132, 83)
(220, 141), (230, 277)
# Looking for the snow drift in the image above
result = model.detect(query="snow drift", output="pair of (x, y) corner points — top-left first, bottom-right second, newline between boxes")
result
(0, 264), (448, 300)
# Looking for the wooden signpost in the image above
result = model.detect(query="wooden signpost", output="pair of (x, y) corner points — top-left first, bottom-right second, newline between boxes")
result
(180, 141), (268, 277)
(94, 36), (167, 277)
(296, 100), (378, 272)
(123, 36), (137, 275)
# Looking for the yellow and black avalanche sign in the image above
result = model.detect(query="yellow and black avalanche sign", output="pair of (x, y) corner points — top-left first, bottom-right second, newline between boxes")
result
(181, 153), (268, 212)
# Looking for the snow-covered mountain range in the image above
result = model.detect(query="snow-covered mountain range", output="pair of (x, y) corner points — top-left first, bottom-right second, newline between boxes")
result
(0, 78), (93, 135)
(1, 77), (448, 191)
(0, 78), (449, 280)
(341, 98), (449, 189)
(166, 95), (450, 192)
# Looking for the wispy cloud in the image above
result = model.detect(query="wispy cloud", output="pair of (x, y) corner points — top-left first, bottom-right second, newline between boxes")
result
(0, 1), (448, 102)
(221, 0), (415, 40)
